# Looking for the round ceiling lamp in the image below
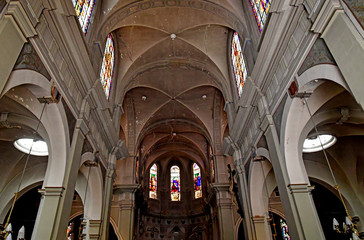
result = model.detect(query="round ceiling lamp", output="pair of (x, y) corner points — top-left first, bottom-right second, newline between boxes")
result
(14, 138), (48, 156)
(303, 134), (336, 153)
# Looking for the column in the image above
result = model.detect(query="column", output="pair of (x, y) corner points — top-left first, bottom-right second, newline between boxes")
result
(114, 184), (140, 240)
(32, 119), (87, 240)
(235, 163), (256, 240)
(31, 187), (64, 239)
(82, 219), (102, 240)
(260, 115), (325, 239)
(252, 215), (272, 240)
(99, 153), (117, 240)
(211, 184), (235, 240)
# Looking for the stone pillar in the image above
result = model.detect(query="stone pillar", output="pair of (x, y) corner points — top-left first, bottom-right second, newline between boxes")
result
(260, 115), (325, 239)
(100, 154), (117, 240)
(31, 187), (64, 239)
(114, 184), (140, 240)
(211, 184), (235, 240)
(235, 163), (256, 240)
(82, 219), (102, 240)
(252, 215), (272, 240)
(32, 119), (87, 240)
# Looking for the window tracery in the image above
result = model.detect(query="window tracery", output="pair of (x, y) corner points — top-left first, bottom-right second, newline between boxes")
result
(250, 0), (271, 32)
(72, 0), (95, 35)
(100, 34), (115, 100)
(170, 166), (181, 201)
(149, 164), (158, 199)
(231, 32), (247, 97)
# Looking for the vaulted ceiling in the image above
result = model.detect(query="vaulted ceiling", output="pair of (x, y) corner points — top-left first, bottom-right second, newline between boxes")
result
(100, 1), (238, 170)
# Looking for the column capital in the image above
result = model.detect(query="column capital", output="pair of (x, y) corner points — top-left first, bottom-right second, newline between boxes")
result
(288, 183), (315, 194)
(221, 136), (240, 157)
(235, 163), (246, 175)
(210, 183), (230, 193)
(75, 118), (89, 135)
(114, 184), (140, 194)
(38, 187), (65, 197)
(260, 114), (274, 133)
(252, 215), (271, 223)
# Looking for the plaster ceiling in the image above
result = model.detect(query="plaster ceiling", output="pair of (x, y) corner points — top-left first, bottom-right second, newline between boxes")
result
(110, 2), (232, 170)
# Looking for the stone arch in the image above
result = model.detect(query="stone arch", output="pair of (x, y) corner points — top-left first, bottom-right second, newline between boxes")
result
(280, 65), (348, 184)
(249, 151), (276, 216)
(75, 152), (103, 220)
(2, 69), (70, 187)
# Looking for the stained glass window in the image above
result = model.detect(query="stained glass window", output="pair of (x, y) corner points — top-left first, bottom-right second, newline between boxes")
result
(280, 219), (290, 240)
(170, 166), (180, 201)
(72, 0), (95, 35)
(231, 32), (247, 97)
(193, 163), (202, 199)
(250, 0), (271, 32)
(149, 164), (157, 199)
(100, 34), (115, 100)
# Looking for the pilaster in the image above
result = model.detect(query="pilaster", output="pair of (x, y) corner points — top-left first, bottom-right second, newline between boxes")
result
(235, 163), (256, 240)
(211, 183), (235, 240)
(252, 215), (272, 240)
(114, 184), (140, 240)
(100, 153), (117, 240)
(82, 219), (102, 240)
(260, 114), (325, 239)
(32, 119), (88, 240)
(31, 187), (64, 240)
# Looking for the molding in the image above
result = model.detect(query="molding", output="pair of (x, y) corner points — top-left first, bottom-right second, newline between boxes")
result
(113, 184), (141, 194)
(6, 1), (37, 38)
(288, 183), (315, 194)
(210, 183), (230, 192)
(310, 0), (342, 33)
(260, 114), (274, 133)
(38, 186), (65, 197)
(75, 118), (90, 136)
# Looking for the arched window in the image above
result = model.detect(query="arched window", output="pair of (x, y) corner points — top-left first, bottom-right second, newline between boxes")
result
(149, 164), (158, 199)
(231, 32), (247, 97)
(100, 34), (115, 100)
(170, 166), (180, 201)
(280, 219), (290, 239)
(72, 0), (95, 35)
(250, 0), (271, 32)
(193, 163), (202, 199)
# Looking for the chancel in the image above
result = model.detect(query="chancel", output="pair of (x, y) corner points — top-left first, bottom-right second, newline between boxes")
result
(0, 0), (363, 239)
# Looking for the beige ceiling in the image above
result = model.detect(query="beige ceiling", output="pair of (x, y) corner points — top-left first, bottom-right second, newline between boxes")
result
(102, 2), (235, 170)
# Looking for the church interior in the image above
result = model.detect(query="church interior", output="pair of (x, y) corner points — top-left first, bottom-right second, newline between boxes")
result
(0, 0), (363, 239)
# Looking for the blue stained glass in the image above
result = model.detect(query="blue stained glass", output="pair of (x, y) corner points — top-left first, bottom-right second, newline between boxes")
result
(149, 164), (157, 199)
(72, 0), (95, 35)
(171, 166), (180, 201)
(250, 0), (271, 32)
(193, 163), (202, 199)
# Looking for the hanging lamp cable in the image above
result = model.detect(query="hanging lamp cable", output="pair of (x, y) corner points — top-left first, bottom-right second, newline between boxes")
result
(3, 103), (47, 238)
(301, 97), (353, 219)
(258, 160), (277, 240)
(302, 96), (360, 240)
